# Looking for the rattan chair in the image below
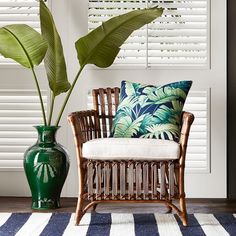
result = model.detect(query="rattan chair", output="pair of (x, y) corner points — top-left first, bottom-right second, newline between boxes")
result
(68, 87), (194, 226)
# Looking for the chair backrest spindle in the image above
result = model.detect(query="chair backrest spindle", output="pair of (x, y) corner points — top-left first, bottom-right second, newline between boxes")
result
(92, 87), (120, 138)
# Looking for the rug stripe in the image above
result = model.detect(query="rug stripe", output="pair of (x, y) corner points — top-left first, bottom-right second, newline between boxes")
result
(110, 213), (135, 236)
(214, 214), (236, 235)
(133, 214), (159, 236)
(15, 213), (52, 236)
(39, 213), (71, 236)
(174, 214), (206, 236)
(1, 212), (236, 236)
(63, 213), (91, 236)
(194, 213), (229, 236)
(0, 213), (11, 227)
(154, 214), (182, 236)
(86, 213), (111, 236)
(0, 213), (31, 236)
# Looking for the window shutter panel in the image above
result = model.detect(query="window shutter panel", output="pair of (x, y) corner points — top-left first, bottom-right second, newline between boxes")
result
(184, 90), (209, 172)
(88, 0), (208, 67)
(0, 0), (40, 64)
(0, 90), (47, 170)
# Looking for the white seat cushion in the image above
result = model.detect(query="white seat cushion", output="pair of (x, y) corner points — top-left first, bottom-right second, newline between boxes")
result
(82, 138), (180, 161)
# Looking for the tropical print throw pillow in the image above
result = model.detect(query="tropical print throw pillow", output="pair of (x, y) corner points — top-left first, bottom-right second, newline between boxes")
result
(110, 80), (192, 142)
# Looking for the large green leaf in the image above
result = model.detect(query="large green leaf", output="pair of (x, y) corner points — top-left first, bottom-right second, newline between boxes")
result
(113, 114), (145, 137)
(143, 86), (187, 104)
(0, 24), (47, 68)
(75, 7), (163, 68)
(141, 123), (180, 140)
(153, 104), (181, 123)
(40, 0), (71, 96)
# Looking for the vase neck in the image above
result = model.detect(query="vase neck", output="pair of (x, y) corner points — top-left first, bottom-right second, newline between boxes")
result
(35, 126), (59, 144)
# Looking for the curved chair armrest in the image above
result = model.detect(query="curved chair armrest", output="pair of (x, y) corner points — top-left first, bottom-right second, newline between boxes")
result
(68, 109), (100, 147)
(179, 111), (195, 165)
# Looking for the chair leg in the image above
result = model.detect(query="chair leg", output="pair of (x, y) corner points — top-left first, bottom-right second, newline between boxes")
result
(178, 162), (188, 226)
(179, 195), (188, 226)
(75, 163), (86, 225)
(75, 194), (84, 225)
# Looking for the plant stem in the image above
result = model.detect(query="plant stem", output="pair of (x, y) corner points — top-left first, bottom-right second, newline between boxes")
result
(55, 66), (84, 126)
(31, 68), (47, 126)
(48, 93), (55, 126)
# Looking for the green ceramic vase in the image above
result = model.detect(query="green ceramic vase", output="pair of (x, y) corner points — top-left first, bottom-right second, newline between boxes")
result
(24, 126), (70, 209)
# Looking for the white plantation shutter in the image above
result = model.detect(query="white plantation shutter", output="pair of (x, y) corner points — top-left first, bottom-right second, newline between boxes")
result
(0, 90), (47, 170)
(0, 0), (40, 64)
(184, 90), (209, 172)
(87, 89), (209, 173)
(88, 0), (208, 67)
(0, 1), (49, 170)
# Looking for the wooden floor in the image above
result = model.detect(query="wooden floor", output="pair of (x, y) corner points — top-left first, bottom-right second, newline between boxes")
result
(1, 197), (236, 214)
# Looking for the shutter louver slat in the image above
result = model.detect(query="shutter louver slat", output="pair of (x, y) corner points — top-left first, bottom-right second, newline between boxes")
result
(190, 132), (207, 139)
(115, 58), (207, 64)
(0, 110), (43, 117)
(0, 1), (38, 7)
(0, 103), (46, 110)
(0, 0), (40, 64)
(89, 16), (207, 23)
(136, 36), (206, 42)
(0, 124), (36, 131)
(88, 0), (208, 67)
(0, 9), (39, 14)
(118, 51), (206, 57)
(0, 16), (39, 21)
(0, 160), (24, 169)
(0, 131), (36, 138)
(0, 90), (47, 170)
(163, 10), (207, 16)
(147, 30), (207, 36)
(0, 117), (44, 124)
(188, 139), (207, 146)
(89, 9), (207, 16)
(0, 23), (40, 28)
(0, 146), (29, 152)
(0, 153), (25, 160)
(0, 138), (37, 146)
(89, 2), (206, 8)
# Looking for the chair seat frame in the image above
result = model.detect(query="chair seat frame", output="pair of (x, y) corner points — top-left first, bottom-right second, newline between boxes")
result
(68, 87), (194, 226)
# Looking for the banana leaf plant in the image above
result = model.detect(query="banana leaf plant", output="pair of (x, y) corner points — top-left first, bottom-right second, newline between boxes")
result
(0, 0), (163, 126)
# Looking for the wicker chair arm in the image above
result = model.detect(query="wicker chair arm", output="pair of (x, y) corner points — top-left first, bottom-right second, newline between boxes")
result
(180, 111), (195, 142)
(179, 111), (195, 165)
(68, 110), (100, 146)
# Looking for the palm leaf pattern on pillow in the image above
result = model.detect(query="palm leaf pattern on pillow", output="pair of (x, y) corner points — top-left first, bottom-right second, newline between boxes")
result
(111, 80), (192, 142)
(143, 86), (187, 105)
(113, 114), (146, 137)
(141, 123), (180, 140)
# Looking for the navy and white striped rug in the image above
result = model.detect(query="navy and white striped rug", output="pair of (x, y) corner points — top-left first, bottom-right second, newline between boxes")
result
(0, 213), (236, 236)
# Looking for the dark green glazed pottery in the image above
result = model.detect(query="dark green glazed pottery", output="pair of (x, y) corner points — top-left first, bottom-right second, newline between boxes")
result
(24, 126), (70, 210)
